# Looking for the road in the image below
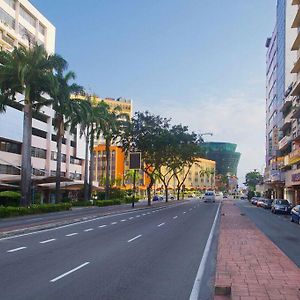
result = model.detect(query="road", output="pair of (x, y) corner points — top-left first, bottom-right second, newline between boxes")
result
(236, 199), (300, 267)
(0, 199), (220, 300)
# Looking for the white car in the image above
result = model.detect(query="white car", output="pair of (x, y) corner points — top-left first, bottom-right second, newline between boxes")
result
(203, 191), (216, 203)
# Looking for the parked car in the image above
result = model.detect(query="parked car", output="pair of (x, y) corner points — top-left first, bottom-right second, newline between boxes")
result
(251, 197), (258, 205)
(256, 198), (266, 207)
(261, 199), (273, 209)
(290, 205), (300, 224)
(152, 195), (159, 201)
(271, 199), (292, 214)
(203, 191), (216, 203)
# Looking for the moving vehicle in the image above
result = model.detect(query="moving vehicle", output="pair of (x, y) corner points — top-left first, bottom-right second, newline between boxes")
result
(290, 205), (300, 224)
(271, 199), (292, 214)
(203, 191), (216, 203)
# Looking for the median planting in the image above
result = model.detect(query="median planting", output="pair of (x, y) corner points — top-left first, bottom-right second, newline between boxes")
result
(0, 203), (72, 218)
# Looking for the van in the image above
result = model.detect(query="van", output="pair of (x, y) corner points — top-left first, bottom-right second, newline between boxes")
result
(203, 191), (216, 203)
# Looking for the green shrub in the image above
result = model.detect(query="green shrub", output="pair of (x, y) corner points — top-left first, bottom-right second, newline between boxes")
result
(96, 199), (122, 207)
(0, 191), (21, 207)
(0, 203), (71, 218)
(124, 196), (139, 204)
(71, 200), (94, 207)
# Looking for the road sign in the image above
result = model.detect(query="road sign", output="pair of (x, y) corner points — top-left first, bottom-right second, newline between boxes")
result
(129, 152), (141, 170)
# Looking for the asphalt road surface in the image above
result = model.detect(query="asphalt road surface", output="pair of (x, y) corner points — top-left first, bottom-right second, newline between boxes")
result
(236, 199), (300, 267)
(0, 199), (220, 300)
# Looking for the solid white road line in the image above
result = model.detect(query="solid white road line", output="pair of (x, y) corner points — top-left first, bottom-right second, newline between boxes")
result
(66, 233), (78, 237)
(189, 202), (221, 300)
(173, 216), (178, 219)
(39, 238), (56, 244)
(84, 228), (94, 232)
(157, 223), (165, 227)
(127, 234), (142, 243)
(98, 225), (107, 228)
(7, 246), (27, 253)
(50, 262), (90, 283)
(111, 222), (117, 225)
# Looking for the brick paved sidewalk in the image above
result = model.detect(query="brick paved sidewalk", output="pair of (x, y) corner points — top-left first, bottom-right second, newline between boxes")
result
(214, 200), (300, 300)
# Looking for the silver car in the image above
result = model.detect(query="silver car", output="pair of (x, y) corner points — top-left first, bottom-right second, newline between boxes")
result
(203, 191), (216, 203)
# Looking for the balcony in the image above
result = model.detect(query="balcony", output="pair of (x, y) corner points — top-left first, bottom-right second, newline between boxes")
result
(292, 0), (300, 5)
(280, 120), (292, 132)
(292, 31), (300, 51)
(292, 104), (300, 119)
(291, 81), (300, 96)
(292, 9), (300, 28)
(281, 98), (293, 113)
(291, 56), (300, 73)
(278, 135), (292, 150)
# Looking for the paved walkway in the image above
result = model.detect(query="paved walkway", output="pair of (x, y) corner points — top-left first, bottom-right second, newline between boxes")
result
(214, 200), (300, 300)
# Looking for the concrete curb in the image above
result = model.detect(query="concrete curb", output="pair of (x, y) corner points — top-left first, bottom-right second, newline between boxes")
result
(0, 200), (188, 239)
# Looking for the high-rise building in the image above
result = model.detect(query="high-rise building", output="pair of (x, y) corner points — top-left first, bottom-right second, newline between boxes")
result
(0, 1), (87, 201)
(264, 0), (297, 201)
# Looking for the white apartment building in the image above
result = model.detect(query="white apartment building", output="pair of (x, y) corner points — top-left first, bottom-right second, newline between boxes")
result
(0, 0), (87, 196)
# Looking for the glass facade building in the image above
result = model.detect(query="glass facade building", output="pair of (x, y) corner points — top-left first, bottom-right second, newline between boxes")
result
(200, 142), (241, 176)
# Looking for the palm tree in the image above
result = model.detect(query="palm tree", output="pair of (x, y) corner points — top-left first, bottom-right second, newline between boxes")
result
(71, 96), (109, 201)
(101, 108), (129, 200)
(49, 65), (83, 203)
(0, 45), (64, 206)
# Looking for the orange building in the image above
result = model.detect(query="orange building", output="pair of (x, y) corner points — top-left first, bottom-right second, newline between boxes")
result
(93, 145), (125, 185)
(93, 145), (150, 192)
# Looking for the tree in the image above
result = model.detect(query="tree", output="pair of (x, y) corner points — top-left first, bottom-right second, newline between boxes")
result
(49, 64), (83, 203)
(244, 170), (263, 191)
(71, 96), (109, 201)
(121, 111), (170, 205)
(0, 45), (64, 206)
(100, 107), (129, 200)
(167, 126), (201, 200)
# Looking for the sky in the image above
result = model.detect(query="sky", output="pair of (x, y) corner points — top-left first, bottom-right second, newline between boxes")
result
(31, 0), (276, 183)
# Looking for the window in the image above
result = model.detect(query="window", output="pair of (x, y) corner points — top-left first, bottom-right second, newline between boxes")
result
(0, 164), (20, 175)
(70, 156), (82, 165)
(0, 7), (15, 29)
(50, 170), (66, 177)
(4, 0), (16, 9)
(51, 134), (66, 144)
(20, 5), (36, 27)
(70, 140), (76, 148)
(31, 147), (46, 159)
(51, 151), (66, 163)
(39, 23), (46, 35)
(32, 128), (47, 139)
(33, 168), (45, 176)
(70, 172), (82, 180)
(0, 138), (21, 154)
(19, 23), (35, 43)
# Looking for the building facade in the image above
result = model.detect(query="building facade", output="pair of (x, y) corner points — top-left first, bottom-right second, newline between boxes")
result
(264, 0), (300, 204)
(200, 142), (240, 177)
(0, 0), (87, 198)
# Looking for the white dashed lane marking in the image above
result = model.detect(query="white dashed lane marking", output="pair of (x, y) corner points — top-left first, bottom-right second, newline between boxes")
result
(66, 233), (78, 237)
(128, 235), (142, 243)
(98, 225), (107, 228)
(157, 223), (165, 227)
(84, 228), (94, 232)
(40, 239), (56, 244)
(173, 216), (178, 219)
(111, 222), (117, 225)
(7, 246), (27, 253)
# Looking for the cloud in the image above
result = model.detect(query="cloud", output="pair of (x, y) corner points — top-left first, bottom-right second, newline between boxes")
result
(136, 93), (265, 184)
